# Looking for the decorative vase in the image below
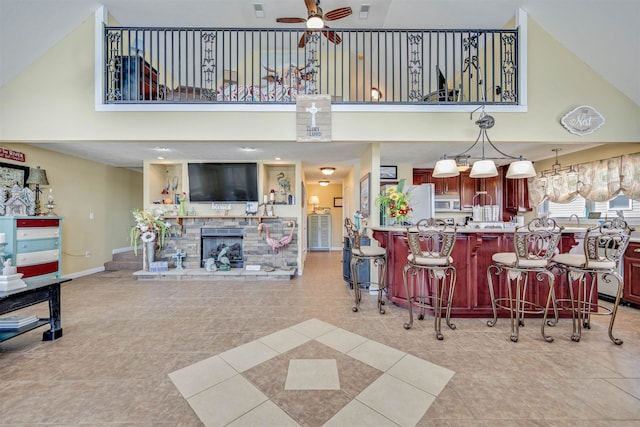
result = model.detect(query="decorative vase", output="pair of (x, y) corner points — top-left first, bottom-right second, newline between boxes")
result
(143, 241), (155, 271)
(178, 200), (186, 216)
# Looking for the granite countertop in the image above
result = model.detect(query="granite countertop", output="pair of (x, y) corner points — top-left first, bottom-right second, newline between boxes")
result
(370, 225), (640, 242)
(369, 225), (589, 234)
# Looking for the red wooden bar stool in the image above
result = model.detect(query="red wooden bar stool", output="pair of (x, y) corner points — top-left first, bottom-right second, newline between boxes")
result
(552, 218), (633, 345)
(487, 217), (563, 342)
(402, 218), (457, 340)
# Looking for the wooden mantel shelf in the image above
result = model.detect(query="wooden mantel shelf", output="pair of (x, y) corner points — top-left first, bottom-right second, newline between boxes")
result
(163, 215), (279, 220)
(163, 215), (280, 230)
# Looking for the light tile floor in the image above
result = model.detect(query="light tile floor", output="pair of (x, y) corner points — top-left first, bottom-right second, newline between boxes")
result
(169, 318), (454, 426)
(1, 251), (639, 426)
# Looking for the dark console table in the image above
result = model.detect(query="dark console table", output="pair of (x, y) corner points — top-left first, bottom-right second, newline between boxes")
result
(0, 278), (71, 343)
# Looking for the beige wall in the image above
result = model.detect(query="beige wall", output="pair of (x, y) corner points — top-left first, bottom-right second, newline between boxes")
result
(2, 144), (143, 276)
(533, 143), (640, 172)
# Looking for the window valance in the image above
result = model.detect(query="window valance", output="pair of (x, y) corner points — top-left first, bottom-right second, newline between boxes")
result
(528, 152), (640, 206)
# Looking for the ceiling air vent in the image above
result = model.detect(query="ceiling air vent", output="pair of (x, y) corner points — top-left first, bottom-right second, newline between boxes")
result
(253, 3), (265, 19)
(359, 5), (370, 19)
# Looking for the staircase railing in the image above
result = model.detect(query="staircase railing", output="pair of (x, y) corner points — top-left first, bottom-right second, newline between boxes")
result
(104, 26), (518, 105)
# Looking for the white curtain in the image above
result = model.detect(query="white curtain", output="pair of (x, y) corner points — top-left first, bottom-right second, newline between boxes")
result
(528, 152), (640, 206)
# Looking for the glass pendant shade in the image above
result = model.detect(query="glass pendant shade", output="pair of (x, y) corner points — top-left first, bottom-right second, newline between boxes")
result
(506, 160), (537, 179)
(432, 159), (460, 178)
(470, 160), (498, 178)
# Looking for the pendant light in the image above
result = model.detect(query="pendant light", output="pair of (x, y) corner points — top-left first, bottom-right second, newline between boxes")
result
(433, 107), (536, 179)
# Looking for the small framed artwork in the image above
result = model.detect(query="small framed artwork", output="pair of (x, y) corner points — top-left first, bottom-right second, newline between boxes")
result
(333, 197), (343, 208)
(0, 161), (30, 188)
(380, 165), (397, 180)
(360, 173), (371, 215)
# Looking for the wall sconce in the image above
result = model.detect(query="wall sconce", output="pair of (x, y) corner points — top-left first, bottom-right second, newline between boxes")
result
(320, 167), (335, 175)
(309, 195), (320, 213)
(371, 87), (383, 101)
(26, 165), (49, 215)
(319, 180), (330, 186)
(433, 107), (536, 179)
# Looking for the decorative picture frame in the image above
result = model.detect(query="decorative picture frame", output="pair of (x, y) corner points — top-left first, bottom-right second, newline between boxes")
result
(0, 161), (30, 188)
(333, 197), (343, 208)
(380, 165), (397, 180)
(360, 173), (371, 215)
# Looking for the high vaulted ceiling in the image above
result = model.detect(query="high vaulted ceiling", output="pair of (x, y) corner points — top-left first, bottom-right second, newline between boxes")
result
(1, 0), (638, 181)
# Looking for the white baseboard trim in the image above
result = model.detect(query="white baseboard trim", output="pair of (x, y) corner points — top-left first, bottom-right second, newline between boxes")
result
(63, 266), (105, 280)
(113, 246), (136, 254)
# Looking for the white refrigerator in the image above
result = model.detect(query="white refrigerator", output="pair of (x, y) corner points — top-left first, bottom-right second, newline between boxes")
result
(405, 184), (436, 224)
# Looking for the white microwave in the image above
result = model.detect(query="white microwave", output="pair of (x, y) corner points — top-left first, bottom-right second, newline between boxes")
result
(434, 196), (461, 212)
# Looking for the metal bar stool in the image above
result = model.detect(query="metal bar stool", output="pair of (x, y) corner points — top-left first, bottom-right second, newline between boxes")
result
(344, 218), (387, 314)
(487, 217), (563, 342)
(552, 218), (633, 345)
(402, 218), (457, 340)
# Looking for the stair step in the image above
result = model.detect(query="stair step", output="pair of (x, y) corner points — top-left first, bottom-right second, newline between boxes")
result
(105, 250), (146, 271)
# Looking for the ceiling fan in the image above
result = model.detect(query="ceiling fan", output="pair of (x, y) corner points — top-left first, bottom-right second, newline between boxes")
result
(276, 0), (352, 48)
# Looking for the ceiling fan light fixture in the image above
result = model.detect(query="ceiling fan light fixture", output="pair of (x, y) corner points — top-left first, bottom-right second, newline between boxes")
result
(306, 14), (324, 29)
(320, 167), (335, 175)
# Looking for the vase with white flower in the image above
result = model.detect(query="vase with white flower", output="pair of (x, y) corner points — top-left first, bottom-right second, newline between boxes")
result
(377, 179), (412, 225)
(130, 209), (171, 270)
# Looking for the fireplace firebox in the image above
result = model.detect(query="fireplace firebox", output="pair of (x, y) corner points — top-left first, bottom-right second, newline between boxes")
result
(201, 228), (244, 268)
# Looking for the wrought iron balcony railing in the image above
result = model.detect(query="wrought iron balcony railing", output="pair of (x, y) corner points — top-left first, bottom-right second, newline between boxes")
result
(104, 26), (518, 105)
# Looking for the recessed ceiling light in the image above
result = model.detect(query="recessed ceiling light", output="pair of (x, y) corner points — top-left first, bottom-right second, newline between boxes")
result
(240, 146), (256, 152)
(157, 156), (165, 160)
(153, 146), (170, 152)
(275, 157), (281, 160)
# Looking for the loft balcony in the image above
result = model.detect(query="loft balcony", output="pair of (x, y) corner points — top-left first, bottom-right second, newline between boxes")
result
(103, 26), (519, 107)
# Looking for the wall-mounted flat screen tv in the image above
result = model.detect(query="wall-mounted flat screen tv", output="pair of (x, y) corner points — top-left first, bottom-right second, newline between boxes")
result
(187, 162), (258, 202)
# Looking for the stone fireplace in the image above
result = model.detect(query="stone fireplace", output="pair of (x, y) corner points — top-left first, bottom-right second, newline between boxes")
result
(201, 228), (243, 268)
(159, 216), (299, 272)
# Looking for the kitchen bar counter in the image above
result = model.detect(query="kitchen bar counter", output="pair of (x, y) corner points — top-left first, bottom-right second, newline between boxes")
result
(370, 226), (590, 318)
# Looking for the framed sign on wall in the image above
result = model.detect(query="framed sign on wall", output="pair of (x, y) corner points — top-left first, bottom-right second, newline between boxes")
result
(0, 161), (30, 188)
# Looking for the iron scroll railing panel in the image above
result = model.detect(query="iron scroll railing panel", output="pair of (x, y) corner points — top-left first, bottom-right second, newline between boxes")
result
(104, 27), (518, 105)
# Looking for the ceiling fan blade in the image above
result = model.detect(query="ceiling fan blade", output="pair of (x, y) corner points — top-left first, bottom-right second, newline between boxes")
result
(322, 29), (342, 45)
(277, 17), (307, 24)
(304, 0), (317, 14)
(298, 32), (309, 48)
(324, 7), (352, 21)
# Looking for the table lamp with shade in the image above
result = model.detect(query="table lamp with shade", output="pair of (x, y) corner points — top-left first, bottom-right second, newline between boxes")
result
(26, 166), (49, 215)
(309, 195), (320, 213)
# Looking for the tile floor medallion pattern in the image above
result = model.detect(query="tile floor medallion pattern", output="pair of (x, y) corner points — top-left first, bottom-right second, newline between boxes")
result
(169, 318), (455, 426)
